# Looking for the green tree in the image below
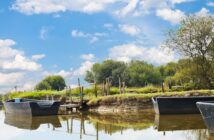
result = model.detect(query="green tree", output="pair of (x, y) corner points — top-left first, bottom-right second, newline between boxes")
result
(124, 61), (162, 87)
(85, 60), (127, 86)
(35, 75), (66, 91)
(35, 81), (51, 90)
(166, 15), (214, 88)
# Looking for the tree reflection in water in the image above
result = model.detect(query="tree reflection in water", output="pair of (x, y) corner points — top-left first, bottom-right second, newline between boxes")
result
(3, 109), (214, 140)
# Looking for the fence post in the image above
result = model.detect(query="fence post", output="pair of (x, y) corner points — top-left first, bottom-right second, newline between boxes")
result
(119, 77), (122, 94)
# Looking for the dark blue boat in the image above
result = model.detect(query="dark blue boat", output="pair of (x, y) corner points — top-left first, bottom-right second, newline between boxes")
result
(197, 101), (214, 135)
(152, 96), (214, 114)
(4, 98), (61, 116)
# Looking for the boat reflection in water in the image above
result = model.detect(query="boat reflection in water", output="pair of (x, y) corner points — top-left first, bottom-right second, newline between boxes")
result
(4, 114), (61, 130)
(154, 114), (206, 131)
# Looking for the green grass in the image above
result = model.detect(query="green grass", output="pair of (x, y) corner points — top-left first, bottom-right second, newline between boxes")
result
(6, 90), (63, 99)
(87, 90), (214, 106)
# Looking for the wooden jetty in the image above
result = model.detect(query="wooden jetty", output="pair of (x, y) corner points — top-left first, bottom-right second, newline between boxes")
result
(60, 104), (82, 111)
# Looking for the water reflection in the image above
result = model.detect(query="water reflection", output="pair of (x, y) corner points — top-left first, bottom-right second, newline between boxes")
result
(4, 114), (61, 130)
(155, 114), (206, 131)
(1, 109), (213, 140)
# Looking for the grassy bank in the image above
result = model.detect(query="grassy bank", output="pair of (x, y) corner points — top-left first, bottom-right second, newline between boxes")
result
(87, 90), (214, 106)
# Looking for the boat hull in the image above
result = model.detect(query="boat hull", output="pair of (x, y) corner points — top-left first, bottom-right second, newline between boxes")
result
(197, 101), (214, 135)
(152, 96), (214, 115)
(4, 99), (61, 116)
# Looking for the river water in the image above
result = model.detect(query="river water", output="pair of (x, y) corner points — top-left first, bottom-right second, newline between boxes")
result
(0, 107), (213, 140)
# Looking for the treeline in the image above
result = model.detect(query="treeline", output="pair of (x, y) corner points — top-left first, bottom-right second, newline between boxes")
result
(84, 58), (213, 90)
(85, 15), (214, 90)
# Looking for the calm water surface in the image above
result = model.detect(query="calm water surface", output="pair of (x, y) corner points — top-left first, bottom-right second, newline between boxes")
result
(0, 107), (213, 140)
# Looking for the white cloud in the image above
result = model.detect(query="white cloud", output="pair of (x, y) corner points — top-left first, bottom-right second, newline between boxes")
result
(0, 72), (24, 85)
(71, 30), (89, 38)
(32, 54), (46, 61)
(72, 61), (94, 76)
(119, 24), (140, 36)
(71, 29), (107, 43)
(0, 39), (43, 94)
(156, 8), (185, 24)
(196, 7), (210, 17)
(116, 0), (139, 16)
(0, 39), (16, 47)
(104, 23), (113, 29)
(40, 27), (48, 40)
(11, 0), (120, 15)
(207, 2), (214, 7)
(56, 70), (73, 78)
(2, 54), (41, 71)
(80, 54), (95, 61)
(109, 43), (177, 65)
(89, 36), (99, 44)
(170, 0), (193, 5)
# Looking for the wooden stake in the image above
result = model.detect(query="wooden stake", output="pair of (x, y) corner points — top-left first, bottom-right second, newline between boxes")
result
(119, 77), (122, 94)
(94, 81), (97, 97)
(162, 82), (165, 93)
(102, 81), (105, 96)
(78, 78), (81, 93)
(106, 78), (110, 96)
(80, 86), (84, 106)
(122, 82), (126, 94)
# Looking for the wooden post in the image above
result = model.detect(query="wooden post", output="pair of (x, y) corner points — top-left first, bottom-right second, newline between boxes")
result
(106, 78), (110, 96)
(94, 82), (97, 98)
(51, 95), (54, 101)
(46, 95), (49, 100)
(66, 120), (69, 133)
(119, 77), (122, 94)
(78, 78), (81, 93)
(70, 117), (73, 133)
(80, 86), (84, 106)
(96, 122), (99, 140)
(80, 116), (83, 139)
(122, 82), (126, 94)
(102, 81), (105, 96)
(162, 82), (165, 93)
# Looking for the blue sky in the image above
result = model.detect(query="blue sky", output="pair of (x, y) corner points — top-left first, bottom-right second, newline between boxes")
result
(0, 0), (213, 93)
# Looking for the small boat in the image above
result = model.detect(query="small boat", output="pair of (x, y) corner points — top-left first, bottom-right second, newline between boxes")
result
(152, 96), (214, 114)
(4, 98), (61, 116)
(197, 101), (214, 135)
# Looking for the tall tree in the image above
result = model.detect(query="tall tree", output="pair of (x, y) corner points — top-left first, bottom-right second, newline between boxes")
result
(166, 15), (214, 88)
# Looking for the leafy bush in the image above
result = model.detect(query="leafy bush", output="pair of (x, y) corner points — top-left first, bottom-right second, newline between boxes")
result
(35, 75), (66, 91)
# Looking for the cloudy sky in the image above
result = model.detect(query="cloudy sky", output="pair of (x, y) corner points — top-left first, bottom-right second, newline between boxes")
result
(0, 0), (213, 94)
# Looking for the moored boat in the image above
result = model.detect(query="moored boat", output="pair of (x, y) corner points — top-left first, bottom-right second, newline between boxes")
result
(197, 101), (214, 135)
(4, 98), (61, 116)
(152, 96), (214, 114)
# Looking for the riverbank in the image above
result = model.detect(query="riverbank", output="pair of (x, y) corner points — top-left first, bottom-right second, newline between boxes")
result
(87, 90), (214, 112)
